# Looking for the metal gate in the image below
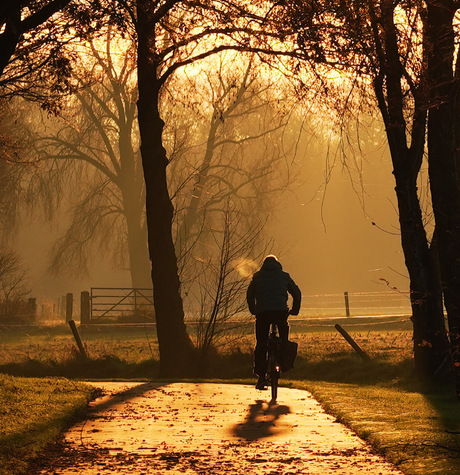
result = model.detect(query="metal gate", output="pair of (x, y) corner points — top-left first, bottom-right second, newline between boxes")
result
(90, 288), (154, 323)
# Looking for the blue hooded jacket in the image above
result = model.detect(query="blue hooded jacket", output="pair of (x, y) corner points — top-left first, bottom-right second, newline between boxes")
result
(246, 256), (301, 316)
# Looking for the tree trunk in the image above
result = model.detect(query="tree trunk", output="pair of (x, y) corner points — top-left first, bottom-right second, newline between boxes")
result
(118, 109), (151, 289)
(122, 189), (151, 289)
(136, 0), (194, 376)
(426, 1), (460, 394)
(394, 175), (448, 376)
(373, 0), (449, 378)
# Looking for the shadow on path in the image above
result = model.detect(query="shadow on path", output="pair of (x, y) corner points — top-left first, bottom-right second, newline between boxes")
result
(231, 399), (291, 441)
(87, 381), (165, 414)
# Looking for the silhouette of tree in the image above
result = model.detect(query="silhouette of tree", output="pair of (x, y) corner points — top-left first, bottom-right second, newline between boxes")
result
(424, 0), (460, 394)
(192, 204), (268, 367)
(275, 0), (452, 379)
(131, 0), (297, 376)
(0, 248), (30, 302)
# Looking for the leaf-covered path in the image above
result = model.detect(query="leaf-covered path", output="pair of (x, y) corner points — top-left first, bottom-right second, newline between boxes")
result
(33, 382), (403, 474)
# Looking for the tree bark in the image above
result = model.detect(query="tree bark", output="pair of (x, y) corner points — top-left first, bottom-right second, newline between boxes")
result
(425, 0), (460, 394)
(136, 0), (194, 376)
(394, 176), (448, 376)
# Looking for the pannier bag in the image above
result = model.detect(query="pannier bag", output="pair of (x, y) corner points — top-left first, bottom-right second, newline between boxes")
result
(280, 340), (298, 372)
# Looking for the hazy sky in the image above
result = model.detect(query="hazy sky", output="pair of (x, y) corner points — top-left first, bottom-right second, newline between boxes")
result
(271, 132), (409, 298)
(17, 128), (410, 316)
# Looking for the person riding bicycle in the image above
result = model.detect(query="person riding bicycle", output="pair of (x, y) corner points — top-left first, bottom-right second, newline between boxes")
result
(247, 254), (301, 390)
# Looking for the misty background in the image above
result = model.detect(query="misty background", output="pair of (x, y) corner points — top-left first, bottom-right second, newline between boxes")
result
(1, 37), (417, 319)
(14, 106), (409, 311)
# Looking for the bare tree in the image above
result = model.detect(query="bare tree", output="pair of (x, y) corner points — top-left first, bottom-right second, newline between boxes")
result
(167, 55), (297, 272)
(188, 203), (269, 369)
(0, 249), (29, 301)
(132, 0), (300, 375)
(30, 33), (150, 288)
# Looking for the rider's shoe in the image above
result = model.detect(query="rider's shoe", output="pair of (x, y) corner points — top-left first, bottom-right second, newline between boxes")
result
(255, 376), (268, 390)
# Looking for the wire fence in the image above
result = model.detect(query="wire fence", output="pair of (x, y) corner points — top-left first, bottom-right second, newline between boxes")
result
(1, 289), (412, 326)
(298, 290), (411, 318)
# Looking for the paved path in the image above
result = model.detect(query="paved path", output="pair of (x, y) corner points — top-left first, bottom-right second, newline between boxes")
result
(35, 382), (403, 474)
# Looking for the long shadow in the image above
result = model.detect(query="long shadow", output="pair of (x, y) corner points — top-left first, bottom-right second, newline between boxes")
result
(231, 399), (291, 441)
(289, 355), (417, 388)
(84, 381), (166, 414)
(0, 355), (159, 379)
(421, 381), (460, 436)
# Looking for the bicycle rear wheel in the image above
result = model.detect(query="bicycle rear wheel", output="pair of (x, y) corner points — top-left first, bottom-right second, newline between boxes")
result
(270, 370), (278, 402)
(268, 353), (279, 402)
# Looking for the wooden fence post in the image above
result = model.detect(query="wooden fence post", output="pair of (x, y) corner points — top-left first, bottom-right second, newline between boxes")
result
(80, 291), (90, 324)
(335, 324), (370, 361)
(66, 293), (73, 323)
(344, 291), (351, 317)
(68, 320), (87, 358)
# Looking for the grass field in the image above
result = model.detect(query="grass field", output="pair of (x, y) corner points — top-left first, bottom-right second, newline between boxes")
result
(1, 316), (459, 474)
(0, 375), (95, 475)
(0, 316), (413, 379)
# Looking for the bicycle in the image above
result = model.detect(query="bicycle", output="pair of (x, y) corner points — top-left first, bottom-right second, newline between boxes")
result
(265, 322), (283, 403)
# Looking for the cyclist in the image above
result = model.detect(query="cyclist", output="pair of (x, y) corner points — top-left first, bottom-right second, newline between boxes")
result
(247, 254), (301, 390)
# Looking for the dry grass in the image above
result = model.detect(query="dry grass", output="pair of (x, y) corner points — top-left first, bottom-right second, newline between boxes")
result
(0, 321), (415, 382)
